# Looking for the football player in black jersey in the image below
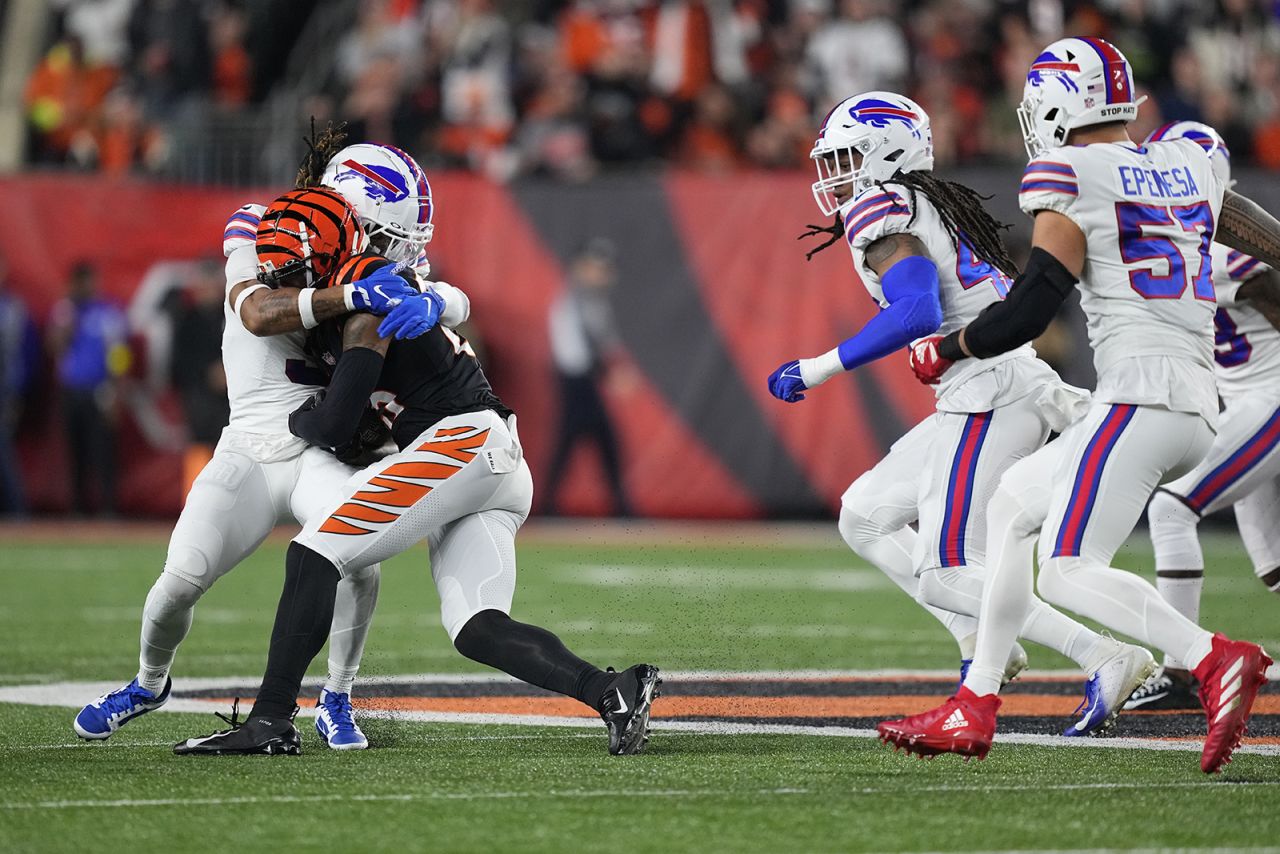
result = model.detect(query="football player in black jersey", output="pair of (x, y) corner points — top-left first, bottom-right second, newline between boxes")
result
(176, 237), (661, 757)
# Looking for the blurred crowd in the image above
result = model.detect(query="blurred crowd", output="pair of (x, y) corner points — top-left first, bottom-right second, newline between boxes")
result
(22, 0), (1280, 180)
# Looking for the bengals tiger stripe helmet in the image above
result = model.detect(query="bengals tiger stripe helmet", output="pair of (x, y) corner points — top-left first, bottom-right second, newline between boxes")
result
(255, 188), (365, 288)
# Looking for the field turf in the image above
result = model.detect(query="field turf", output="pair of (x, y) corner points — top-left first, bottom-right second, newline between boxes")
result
(2, 522), (1278, 853)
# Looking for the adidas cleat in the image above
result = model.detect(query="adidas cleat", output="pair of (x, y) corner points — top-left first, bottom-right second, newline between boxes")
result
(1123, 669), (1200, 711)
(1064, 641), (1156, 737)
(600, 664), (661, 755)
(878, 687), (1000, 760)
(174, 704), (301, 756)
(315, 689), (368, 750)
(1193, 633), (1272, 774)
(74, 677), (171, 740)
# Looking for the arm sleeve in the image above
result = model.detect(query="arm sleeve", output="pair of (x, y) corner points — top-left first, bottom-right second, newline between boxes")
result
(798, 255), (942, 386)
(288, 346), (385, 448)
(938, 247), (1076, 361)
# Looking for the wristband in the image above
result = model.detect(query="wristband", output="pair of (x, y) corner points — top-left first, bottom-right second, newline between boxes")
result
(938, 331), (966, 362)
(798, 348), (845, 388)
(233, 283), (268, 321)
(342, 283), (357, 311)
(298, 287), (319, 330)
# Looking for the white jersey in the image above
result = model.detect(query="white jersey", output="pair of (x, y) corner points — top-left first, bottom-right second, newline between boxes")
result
(845, 181), (1049, 412)
(1210, 243), (1280, 403)
(1018, 138), (1224, 424)
(220, 204), (322, 462)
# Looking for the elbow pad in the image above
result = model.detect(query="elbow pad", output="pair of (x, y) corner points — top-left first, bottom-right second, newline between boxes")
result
(958, 247), (1076, 360)
(881, 255), (943, 339)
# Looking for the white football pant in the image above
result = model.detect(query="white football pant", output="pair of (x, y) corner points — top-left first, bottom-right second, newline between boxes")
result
(140, 440), (380, 692)
(965, 403), (1217, 696)
(296, 409), (532, 641)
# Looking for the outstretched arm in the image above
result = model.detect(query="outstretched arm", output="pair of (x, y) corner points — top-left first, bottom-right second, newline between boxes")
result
(1218, 190), (1280, 271)
(230, 282), (352, 337)
(288, 313), (390, 448)
(767, 233), (943, 402)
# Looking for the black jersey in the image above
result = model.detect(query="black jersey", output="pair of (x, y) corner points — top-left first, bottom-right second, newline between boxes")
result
(309, 253), (512, 449)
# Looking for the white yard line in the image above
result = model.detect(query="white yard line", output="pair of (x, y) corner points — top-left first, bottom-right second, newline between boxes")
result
(3, 779), (1277, 812)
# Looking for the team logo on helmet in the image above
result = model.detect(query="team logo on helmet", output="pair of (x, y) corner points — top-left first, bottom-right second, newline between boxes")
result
(845, 98), (922, 133)
(334, 159), (410, 203)
(1028, 50), (1081, 92)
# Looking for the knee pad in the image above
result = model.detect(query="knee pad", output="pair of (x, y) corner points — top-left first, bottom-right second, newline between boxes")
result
(1147, 488), (1203, 571)
(145, 571), (205, 618)
(838, 503), (893, 554)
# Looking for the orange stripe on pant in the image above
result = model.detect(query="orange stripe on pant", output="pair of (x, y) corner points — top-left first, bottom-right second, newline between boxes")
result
(318, 443), (479, 536)
(415, 429), (491, 462)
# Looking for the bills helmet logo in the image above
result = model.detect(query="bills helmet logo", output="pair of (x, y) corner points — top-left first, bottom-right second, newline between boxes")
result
(1027, 50), (1081, 92)
(334, 159), (410, 203)
(845, 98), (920, 129)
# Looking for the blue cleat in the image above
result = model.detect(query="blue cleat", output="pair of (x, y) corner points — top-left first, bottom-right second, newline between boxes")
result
(1064, 639), (1156, 737)
(315, 688), (368, 750)
(74, 678), (171, 740)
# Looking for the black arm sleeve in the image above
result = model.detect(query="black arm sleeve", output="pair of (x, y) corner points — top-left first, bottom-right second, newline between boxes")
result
(288, 346), (385, 448)
(938, 247), (1077, 361)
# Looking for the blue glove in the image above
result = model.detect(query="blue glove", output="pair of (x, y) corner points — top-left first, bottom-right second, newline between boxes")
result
(348, 264), (419, 315)
(767, 360), (808, 403)
(377, 289), (445, 340)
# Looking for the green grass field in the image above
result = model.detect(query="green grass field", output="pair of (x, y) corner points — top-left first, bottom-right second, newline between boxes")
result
(2, 523), (1278, 853)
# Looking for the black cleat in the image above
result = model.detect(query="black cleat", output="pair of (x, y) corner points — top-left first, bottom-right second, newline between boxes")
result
(599, 664), (661, 756)
(174, 703), (302, 756)
(1122, 669), (1201, 712)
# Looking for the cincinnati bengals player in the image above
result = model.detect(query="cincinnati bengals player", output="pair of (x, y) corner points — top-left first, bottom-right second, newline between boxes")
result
(175, 249), (662, 757)
(74, 186), (442, 751)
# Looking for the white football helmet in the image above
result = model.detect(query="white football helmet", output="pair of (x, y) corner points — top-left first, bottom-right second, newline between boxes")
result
(1017, 37), (1139, 159)
(1145, 120), (1233, 187)
(322, 143), (434, 264)
(810, 91), (934, 217)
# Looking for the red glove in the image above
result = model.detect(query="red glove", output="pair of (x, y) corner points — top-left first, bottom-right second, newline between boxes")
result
(909, 335), (953, 385)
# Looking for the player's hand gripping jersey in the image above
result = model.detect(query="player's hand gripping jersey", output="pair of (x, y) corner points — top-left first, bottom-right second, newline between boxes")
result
(1210, 244), (1280, 403)
(845, 183), (1072, 416)
(308, 253), (511, 450)
(1018, 138), (1225, 424)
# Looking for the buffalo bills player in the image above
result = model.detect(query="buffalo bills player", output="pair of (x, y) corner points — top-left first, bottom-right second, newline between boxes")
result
(768, 92), (1151, 735)
(1135, 122), (1280, 709)
(74, 129), (451, 751)
(880, 38), (1279, 773)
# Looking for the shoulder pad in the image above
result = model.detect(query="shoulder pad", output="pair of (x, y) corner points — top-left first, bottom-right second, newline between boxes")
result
(222, 204), (267, 258)
(843, 186), (913, 252)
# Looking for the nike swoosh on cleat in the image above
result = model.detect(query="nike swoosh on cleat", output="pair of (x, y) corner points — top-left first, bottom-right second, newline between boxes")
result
(613, 688), (629, 716)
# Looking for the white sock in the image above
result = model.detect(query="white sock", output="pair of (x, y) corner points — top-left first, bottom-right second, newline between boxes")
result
(1156, 572), (1203, 670)
(137, 572), (204, 694)
(325, 563), (381, 696)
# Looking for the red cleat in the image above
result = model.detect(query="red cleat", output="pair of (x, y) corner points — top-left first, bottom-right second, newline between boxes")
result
(1193, 633), (1272, 774)
(877, 686), (1000, 760)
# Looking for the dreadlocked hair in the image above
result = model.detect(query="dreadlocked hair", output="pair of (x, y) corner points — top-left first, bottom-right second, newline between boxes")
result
(294, 117), (349, 189)
(797, 171), (1019, 277)
(882, 170), (1020, 276)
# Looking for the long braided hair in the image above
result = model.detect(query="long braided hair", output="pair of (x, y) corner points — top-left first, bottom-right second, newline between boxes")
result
(294, 118), (349, 189)
(800, 169), (1020, 276)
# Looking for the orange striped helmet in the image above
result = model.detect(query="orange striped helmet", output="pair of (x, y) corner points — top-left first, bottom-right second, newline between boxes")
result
(255, 188), (365, 288)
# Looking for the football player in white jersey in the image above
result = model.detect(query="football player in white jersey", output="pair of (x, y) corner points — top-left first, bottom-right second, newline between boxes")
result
(74, 133), (461, 750)
(879, 38), (1277, 773)
(768, 91), (1152, 735)
(1134, 122), (1280, 709)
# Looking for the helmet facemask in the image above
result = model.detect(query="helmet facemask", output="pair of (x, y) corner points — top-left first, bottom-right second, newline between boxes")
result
(363, 214), (434, 265)
(811, 138), (878, 217)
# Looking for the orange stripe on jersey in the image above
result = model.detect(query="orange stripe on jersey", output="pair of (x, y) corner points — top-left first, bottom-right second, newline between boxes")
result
(415, 429), (491, 463)
(319, 517), (374, 536)
(331, 501), (400, 524)
(352, 475), (434, 508)
(434, 426), (476, 438)
(381, 461), (463, 481)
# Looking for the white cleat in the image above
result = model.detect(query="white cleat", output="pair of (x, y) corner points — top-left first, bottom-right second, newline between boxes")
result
(1065, 638), (1156, 737)
(1003, 642), (1030, 686)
